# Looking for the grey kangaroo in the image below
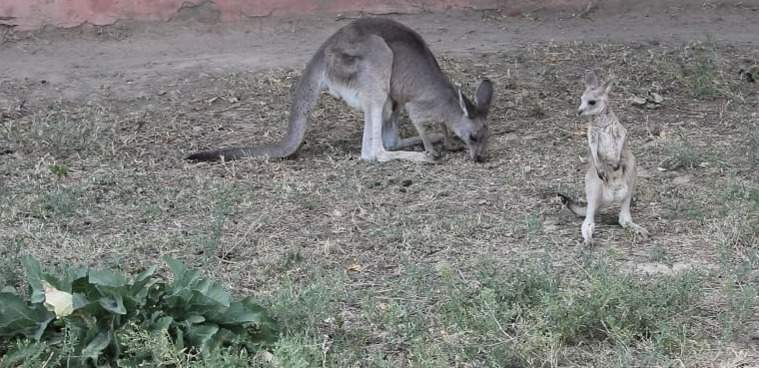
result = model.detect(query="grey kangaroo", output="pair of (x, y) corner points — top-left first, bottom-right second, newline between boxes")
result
(187, 18), (493, 163)
(559, 71), (648, 246)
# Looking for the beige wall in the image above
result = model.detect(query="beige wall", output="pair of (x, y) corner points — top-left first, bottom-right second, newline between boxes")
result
(0, 0), (588, 31)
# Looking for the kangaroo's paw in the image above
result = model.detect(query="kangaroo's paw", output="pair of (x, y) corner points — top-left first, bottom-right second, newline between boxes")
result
(623, 222), (649, 239)
(426, 148), (443, 161)
(376, 150), (438, 163)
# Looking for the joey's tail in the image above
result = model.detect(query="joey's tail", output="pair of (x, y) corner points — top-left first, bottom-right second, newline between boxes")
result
(186, 55), (326, 162)
(557, 193), (586, 217)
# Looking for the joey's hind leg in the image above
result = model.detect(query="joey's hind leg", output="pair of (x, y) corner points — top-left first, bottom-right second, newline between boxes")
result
(582, 179), (602, 246)
(619, 195), (649, 238)
(581, 204), (597, 246)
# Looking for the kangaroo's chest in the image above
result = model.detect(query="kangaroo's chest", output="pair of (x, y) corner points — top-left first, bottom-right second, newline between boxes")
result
(327, 82), (363, 110)
(590, 125), (625, 168)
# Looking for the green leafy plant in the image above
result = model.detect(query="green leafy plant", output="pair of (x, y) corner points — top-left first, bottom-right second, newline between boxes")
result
(48, 164), (69, 178)
(0, 256), (278, 367)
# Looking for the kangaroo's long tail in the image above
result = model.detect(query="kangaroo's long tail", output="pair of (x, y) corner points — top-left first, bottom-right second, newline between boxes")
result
(557, 193), (586, 217)
(186, 54), (326, 162)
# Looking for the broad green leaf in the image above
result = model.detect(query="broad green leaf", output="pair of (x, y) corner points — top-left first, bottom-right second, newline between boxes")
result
(21, 256), (45, 303)
(208, 297), (279, 346)
(163, 257), (230, 310)
(184, 323), (219, 353)
(210, 297), (274, 327)
(181, 291), (231, 317)
(80, 330), (111, 362)
(0, 292), (53, 339)
(175, 326), (185, 350)
(194, 279), (231, 307)
(98, 294), (126, 315)
(129, 277), (160, 306)
(72, 293), (91, 311)
(62, 266), (89, 289)
(186, 315), (206, 324)
(89, 269), (128, 288)
(134, 265), (157, 284)
(164, 257), (190, 281)
(152, 316), (174, 331)
(1, 286), (17, 294)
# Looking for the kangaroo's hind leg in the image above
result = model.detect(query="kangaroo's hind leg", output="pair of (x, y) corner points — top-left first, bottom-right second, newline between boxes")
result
(357, 34), (433, 162)
(381, 102), (402, 150)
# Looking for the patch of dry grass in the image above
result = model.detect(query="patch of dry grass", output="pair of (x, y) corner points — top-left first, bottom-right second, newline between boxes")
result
(1, 40), (758, 366)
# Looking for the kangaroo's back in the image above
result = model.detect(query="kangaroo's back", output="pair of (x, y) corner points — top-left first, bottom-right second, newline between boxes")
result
(341, 18), (456, 103)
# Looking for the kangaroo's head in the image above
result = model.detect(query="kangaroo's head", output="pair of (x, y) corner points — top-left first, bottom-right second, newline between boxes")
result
(452, 79), (493, 162)
(577, 70), (614, 117)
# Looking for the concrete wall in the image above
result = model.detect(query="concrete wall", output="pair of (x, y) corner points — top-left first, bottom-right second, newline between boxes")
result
(0, 0), (589, 30)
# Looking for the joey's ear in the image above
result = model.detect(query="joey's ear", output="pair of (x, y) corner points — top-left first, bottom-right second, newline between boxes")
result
(458, 89), (475, 118)
(475, 79), (493, 116)
(584, 70), (600, 88)
(603, 77), (616, 94)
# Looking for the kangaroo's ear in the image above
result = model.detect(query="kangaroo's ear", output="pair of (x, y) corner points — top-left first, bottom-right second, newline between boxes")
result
(458, 89), (475, 118)
(584, 70), (600, 88)
(475, 79), (493, 116)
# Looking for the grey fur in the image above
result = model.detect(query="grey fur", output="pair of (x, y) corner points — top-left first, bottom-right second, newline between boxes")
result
(187, 18), (493, 163)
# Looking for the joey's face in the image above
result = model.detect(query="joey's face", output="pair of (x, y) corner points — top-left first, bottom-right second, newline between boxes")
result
(577, 70), (614, 117)
(453, 79), (494, 162)
(577, 87), (608, 117)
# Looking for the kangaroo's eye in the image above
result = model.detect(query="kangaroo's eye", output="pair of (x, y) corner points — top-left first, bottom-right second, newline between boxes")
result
(469, 134), (478, 143)
(588, 100), (597, 106)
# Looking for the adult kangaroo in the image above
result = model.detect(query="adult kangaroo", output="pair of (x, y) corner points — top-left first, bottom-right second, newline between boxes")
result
(186, 17), (493, 163)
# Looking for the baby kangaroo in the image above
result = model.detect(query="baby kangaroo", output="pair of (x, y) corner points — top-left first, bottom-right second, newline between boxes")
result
(187, 17), (493, 163)
(559, 70), (648, 246)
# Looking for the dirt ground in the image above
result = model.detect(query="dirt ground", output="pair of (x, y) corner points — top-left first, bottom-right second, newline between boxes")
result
(1, 3), (759, 367)
(1, 4), (757, 105)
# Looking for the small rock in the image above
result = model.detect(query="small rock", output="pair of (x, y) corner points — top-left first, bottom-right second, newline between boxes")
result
(645, 102), (661, 110)
(630, 96), (647, 105)
(649, 92), (664, 104)
(637, 262), (671, 275)
(671, 262), (696, 273)
(401, 179), (413, 187)
(542, 220), (559, 232)
(503, 133), (519, 142)
(637, 167), (653, 178)
(673, 175), (691, 185)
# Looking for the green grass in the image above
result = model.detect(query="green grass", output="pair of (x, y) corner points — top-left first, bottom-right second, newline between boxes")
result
(679, 39), (723, 99)
(244, 254), (707, 367)
(750, 124), (759, 168)
(660, 133), (708, 171)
